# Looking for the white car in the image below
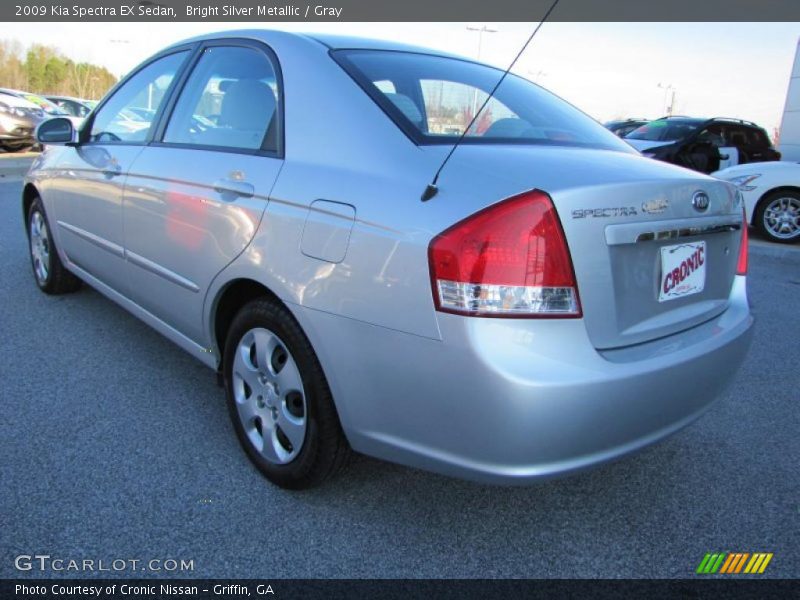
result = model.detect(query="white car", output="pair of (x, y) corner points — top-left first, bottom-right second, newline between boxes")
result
(714, 161), (800, 243)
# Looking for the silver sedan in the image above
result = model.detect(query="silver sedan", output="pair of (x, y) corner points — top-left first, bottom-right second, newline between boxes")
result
(24, 30), (753, 488)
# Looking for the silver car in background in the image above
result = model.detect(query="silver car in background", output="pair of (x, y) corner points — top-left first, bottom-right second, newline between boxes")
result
(0, 92), (44, 152)
(24, 31), (753, 488)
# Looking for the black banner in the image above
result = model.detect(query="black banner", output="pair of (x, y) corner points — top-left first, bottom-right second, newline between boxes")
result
(4, 0), (800, 22)
(2, 579), (799, 600)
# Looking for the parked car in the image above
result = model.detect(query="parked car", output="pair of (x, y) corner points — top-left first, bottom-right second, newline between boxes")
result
(714, 161), (800, 243)
(0, 92), (44, 152)
(604, 118), (649, 138)
(45, 95), (95, 118)
(625, 116), (781, 174)
(0, 88), (84, 129)
(24, 31), (753, 489)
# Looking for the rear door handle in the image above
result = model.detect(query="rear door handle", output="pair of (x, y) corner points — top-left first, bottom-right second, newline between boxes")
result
(213, 178), (255, 199)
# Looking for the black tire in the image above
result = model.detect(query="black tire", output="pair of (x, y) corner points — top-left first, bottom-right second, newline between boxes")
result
(223, 298), (350, 489)
(26, 196), (82, 294)
(1, 143), (29, 153)
(754, 190), (800, 244)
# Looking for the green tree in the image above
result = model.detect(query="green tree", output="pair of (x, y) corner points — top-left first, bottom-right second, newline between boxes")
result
(0, 40), (117, 100)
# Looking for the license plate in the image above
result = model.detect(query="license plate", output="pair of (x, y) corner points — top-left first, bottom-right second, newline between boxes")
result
(658, 241), (706, 302)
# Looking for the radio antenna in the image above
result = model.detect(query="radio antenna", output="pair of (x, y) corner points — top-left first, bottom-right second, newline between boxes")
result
(421, 0), (561, 202)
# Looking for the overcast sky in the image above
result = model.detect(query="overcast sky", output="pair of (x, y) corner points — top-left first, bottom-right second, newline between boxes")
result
(4, 21), (798, 136)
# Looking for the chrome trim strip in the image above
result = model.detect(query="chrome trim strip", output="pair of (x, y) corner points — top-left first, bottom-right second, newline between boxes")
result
(125, 250), (200, 293)
(56, 220), (125, 258)
(605, 216), (742, 246)
(635, 223), (741, 243)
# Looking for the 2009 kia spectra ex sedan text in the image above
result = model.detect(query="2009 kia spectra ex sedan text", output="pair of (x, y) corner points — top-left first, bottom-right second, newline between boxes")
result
(24, 30), (753, 489)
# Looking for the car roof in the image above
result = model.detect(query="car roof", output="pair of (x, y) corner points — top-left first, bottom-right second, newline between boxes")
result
(654, 116), (705, 123)
(304, 32), (465, 58)
(655, 116), (762, 129)
(46, 95), (81, 101)
(1, 88), (51, 102)
(606, 118), (648, 125)
(168, 29), (467, 61)
(0, 91), (41, 108)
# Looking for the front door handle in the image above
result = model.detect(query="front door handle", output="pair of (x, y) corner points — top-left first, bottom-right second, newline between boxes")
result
(213, 178), (255, 200)
(102, 165), (122, 179)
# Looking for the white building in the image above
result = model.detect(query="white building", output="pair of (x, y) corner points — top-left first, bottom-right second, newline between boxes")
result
(779, 38), (800, 161)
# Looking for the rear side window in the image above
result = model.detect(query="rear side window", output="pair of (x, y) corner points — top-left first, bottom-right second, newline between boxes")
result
(333, 49), (633, 152)
(747, 127), (771, 148)
(90, 51), (188, 143)
(419, 79), (518, 136)
(726, 126), (752, 148)
(163, 45), (280, 153)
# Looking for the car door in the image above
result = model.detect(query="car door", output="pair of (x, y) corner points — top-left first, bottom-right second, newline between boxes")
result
(121, 41), (284, 343)
(51, 49), (190, 293)
(682, 124), (726, 173)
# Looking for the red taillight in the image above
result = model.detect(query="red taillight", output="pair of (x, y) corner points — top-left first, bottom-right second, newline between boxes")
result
(737, 206), (748, 275)
(428, 190), (581, 317)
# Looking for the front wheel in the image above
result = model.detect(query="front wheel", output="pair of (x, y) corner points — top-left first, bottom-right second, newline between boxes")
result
(27, 196), (82, 294)
(223, 298), (350, 489)
(755, 191), (800, 243)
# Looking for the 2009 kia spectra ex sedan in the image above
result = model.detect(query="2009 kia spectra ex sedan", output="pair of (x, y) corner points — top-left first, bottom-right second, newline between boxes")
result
(24, 30), (754, 489)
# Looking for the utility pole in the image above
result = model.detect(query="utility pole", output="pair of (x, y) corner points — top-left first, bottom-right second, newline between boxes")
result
(657, 83), (676, 116)
(466, 24), (498, 61)
(466, 25), (498, 125)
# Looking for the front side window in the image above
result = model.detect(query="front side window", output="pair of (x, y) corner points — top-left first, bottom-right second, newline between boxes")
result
(334, 49), (633, 152)
(163, 45), (280, 152)
(697, 124), (725, 145)
(89, 51), (188, 143)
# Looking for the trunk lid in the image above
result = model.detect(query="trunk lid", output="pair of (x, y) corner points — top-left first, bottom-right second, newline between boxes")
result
(433, 145), (743, 350)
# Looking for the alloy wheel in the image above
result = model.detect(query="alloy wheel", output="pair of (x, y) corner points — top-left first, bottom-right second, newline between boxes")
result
(763, 196), (800, 240)
(30, 210), (50, 284)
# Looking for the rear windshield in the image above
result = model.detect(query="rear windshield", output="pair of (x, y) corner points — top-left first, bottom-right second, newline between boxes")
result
(333, 49), (633, 152)
(626, 119), (703, 142)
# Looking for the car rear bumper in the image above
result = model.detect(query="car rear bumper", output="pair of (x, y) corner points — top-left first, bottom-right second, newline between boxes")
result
(297, 276), (753, 484)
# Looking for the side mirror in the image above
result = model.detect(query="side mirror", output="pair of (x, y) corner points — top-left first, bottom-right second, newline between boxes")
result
(37, 117), (77, 145)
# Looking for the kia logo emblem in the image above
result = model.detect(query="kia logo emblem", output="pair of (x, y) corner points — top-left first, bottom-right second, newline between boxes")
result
(692, 191), (710, 212)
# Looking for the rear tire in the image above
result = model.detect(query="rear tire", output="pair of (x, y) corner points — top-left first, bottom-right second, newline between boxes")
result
(27, 196), (82, 294)
(754, 190), (800, 244)
(223, 298), (350, 489)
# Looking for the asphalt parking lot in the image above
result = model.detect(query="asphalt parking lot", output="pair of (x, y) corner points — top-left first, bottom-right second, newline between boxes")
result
(1, 176), (798, 579)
